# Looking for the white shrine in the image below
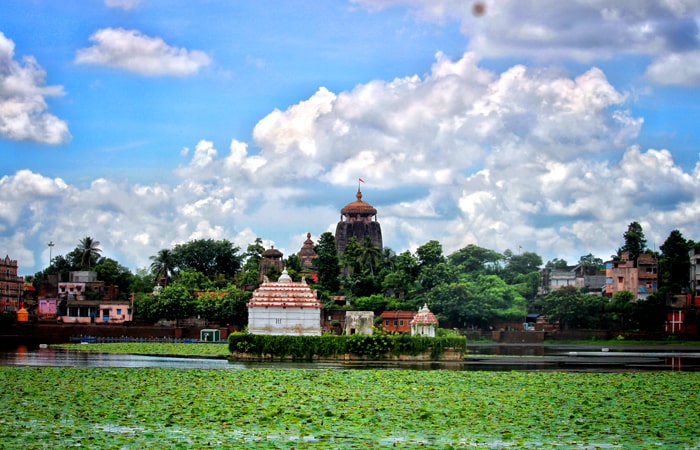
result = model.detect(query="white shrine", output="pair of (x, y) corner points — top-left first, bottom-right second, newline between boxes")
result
(247, 269), (323, 336)
(410, 304), (439, 337)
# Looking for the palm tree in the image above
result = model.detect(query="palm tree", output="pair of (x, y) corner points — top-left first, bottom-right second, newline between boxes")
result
(359, 236), (382, 277)
(78, 236), (102, 269)
(150, 248), (176, 287)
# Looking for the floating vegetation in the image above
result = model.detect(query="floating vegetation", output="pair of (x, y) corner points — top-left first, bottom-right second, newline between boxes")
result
(1, 367), (698, 448)
(54, 342), (231, 358)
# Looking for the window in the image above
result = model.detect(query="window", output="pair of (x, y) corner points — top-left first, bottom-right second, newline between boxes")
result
(385, 320), (389, 326)
(618, 277), (624, 283)
(275, 318), (282, 325)
(393, 320), (398, 326)
(116, 309), (122, 315)
(399, 320), (404, 326)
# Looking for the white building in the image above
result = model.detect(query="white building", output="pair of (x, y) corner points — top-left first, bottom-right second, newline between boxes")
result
(247, 269), (323, 336)
(410, 304), (439, 337)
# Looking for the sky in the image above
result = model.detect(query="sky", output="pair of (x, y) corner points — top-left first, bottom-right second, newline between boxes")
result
(3, 0), (700, 276)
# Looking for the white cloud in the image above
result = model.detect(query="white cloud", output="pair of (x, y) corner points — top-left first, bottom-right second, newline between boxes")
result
(8, 51), (700, 274)
(645, 51), (700, 86)
(354, 0), (700, 85)
(0, 32), (70, 144)
(104, 0), (141, 10)
(75, 28), (211, 76)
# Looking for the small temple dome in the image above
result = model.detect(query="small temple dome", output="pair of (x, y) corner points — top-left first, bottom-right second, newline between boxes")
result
(340, 189), (377, 216)
(262, 246), (283, 258)
(277, 268), (292, 283)
(410, 304), (439, 325)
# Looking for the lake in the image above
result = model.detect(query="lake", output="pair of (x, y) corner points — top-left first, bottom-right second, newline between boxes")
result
(2, 343), (700, 371)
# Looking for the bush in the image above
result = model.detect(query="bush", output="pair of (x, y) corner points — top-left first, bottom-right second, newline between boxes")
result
(228, 331), (467, 360)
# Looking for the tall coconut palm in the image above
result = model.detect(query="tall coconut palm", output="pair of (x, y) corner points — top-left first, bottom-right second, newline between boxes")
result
(150, 248), (176, 287)
(359, 236), (382, 277)
(78, 236), (102, 269)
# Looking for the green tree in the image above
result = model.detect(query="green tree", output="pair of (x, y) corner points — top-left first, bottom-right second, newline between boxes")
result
(352, 294), (389, 312)
(171, 239), (243, 280)
(78, 236), (102, 269)
(447, 244), (503, 277)
(341, 237), (362, 275)
(153, 284), (195, 326)
(285, 254), (303, 281)
(177, 270), (213, 291)
(314, 232), (340, 293)
(534, 286), (605, 330)
(578, 253), (603, 269)
(427, 275), (526, 328)
(358, 236), (382, 277)
(503, 251), (542, 282)
(149, 248), (176, 286)
(659, 229), (690, 294)
(416, 240), (445, 268)
(129, 268), (155, 294)
(607, 290), (637, 331)
(618, 221), (647, 261)
(93, 257), (134, 300)
(545, 258), (568, 269)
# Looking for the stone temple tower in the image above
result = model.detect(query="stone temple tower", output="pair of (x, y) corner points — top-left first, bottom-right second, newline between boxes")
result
(335, 187), (383, 256)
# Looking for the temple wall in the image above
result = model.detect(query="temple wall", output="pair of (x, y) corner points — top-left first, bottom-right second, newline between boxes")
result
(248, 306), (322, 336)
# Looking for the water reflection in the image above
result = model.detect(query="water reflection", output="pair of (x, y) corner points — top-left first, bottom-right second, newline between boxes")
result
(1, 345), (699, 371)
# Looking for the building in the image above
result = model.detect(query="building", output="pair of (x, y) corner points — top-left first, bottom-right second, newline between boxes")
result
(345, 311), (374, 335)
(335, 187), (383, 256)
(58, 300), (133, 324)
(689, 248), (700, 300)
(247, 268), (323, 336)
(0, 255), (23, 312)
(410, 304), (439, 337)
(297, 232), (318, 271)
(540, 264), (606, 295)
(605, 252), (658, 300)
(258, 246), (284, 281)
(380, 310), (415, 333)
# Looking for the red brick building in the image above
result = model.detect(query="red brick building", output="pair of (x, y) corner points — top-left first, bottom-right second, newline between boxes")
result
(380, 310), (415, 333)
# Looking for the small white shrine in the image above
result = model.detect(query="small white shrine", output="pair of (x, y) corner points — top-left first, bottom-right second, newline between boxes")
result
(247, 269), (323, 336)
(410, 304), (439, 337)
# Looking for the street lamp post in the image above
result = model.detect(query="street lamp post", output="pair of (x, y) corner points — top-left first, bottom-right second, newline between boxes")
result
(48, 241), (54, 268)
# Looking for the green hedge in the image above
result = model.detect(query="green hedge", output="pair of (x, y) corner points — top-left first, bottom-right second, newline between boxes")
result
(228, 332), (467, 360)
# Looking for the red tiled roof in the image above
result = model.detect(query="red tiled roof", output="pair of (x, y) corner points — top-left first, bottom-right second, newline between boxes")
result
(247, 269), (322, 309)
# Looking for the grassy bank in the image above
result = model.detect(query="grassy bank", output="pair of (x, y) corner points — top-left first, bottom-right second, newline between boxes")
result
(1, 367), (698, 448)
(53, 342), (230, 358)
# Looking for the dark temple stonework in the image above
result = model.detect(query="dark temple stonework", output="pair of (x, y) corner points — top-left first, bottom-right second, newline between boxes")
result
(335, 188), (383, 256)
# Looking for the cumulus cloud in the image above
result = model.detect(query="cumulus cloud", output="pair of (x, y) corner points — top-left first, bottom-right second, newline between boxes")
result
(645, 51), (700, 86)
(354, 0), (700, 85)
(75, 28), (211, 76)
(0, 32), (70, 144)
(8, 51), (700, 273)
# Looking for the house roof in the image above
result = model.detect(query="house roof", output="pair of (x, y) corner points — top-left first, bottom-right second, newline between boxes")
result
(379, 310), (416, 320)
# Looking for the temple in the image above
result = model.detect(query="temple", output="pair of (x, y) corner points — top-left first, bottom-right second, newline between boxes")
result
(335, 187), (383, 255)
(258, 246), (284, 281)
(247, 269), (323, 336)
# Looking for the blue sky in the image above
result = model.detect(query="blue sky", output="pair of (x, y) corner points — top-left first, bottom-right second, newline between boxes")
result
(2, 0), (700, 276)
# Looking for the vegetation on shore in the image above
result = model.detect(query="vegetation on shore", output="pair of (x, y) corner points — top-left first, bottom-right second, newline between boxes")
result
(228, 332), (467, 360)
(1, 367), (698, 448)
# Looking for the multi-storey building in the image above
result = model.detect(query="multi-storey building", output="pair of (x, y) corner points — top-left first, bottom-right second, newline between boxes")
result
(605, 252), (657, 300)
(0, 255), (23, 312)
(689, 248), (700, 297)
